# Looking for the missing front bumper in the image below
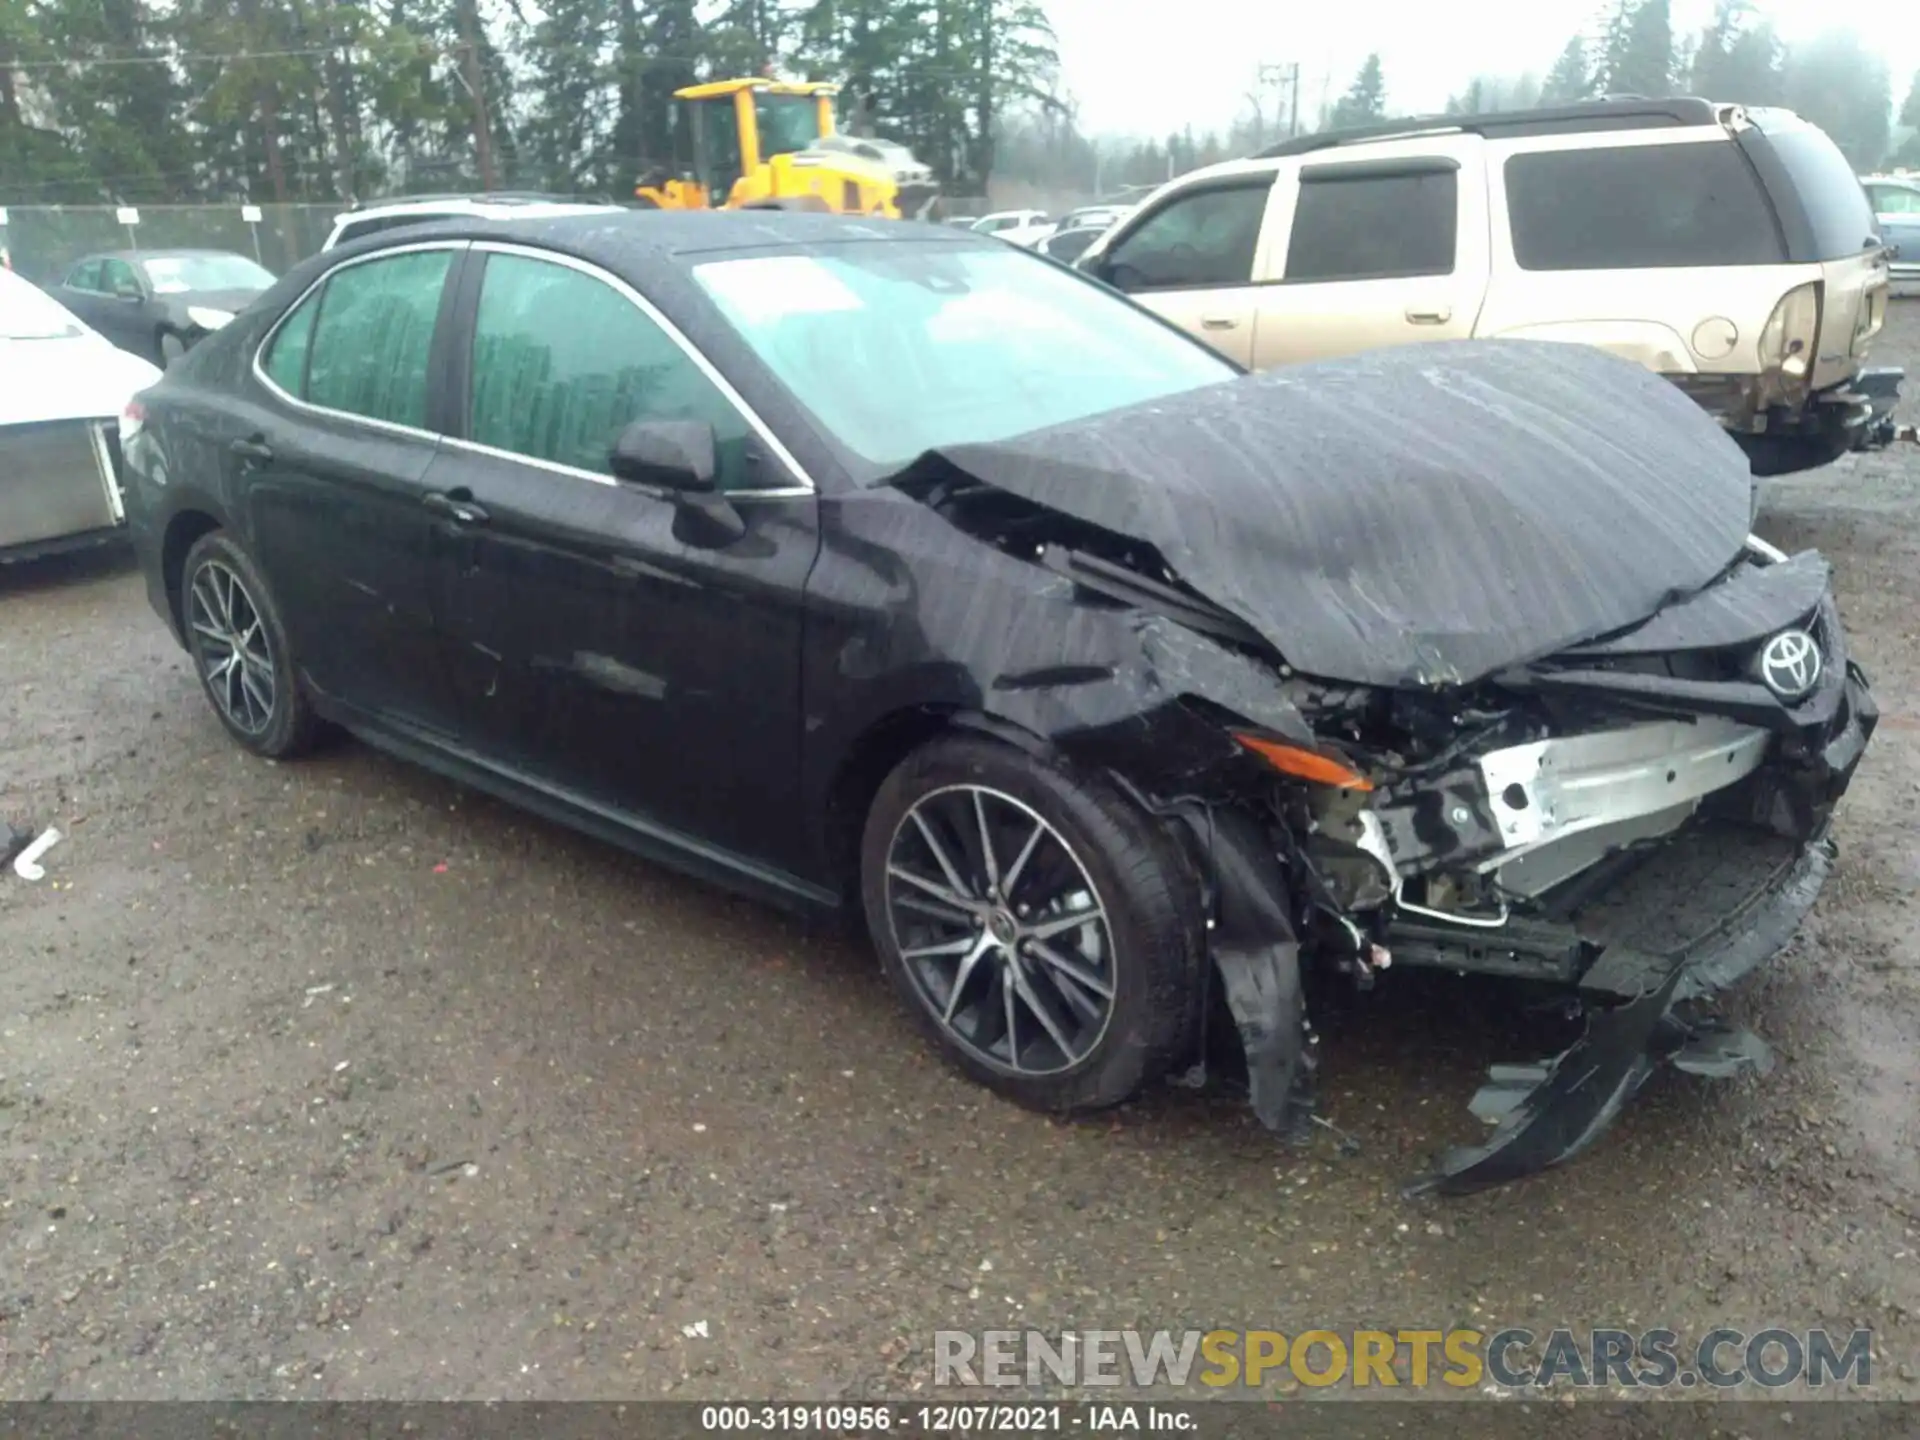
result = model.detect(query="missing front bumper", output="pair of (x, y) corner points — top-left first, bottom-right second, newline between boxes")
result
(1408, 833), (1832, 1196)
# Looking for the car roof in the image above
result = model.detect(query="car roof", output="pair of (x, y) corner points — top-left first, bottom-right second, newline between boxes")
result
(333, 197), (618, 223)
(354, 210), (1000, 263)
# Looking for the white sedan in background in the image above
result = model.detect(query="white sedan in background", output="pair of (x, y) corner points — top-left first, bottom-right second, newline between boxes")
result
(969, 210), (1056, 248)
(1, 268), (160, 563)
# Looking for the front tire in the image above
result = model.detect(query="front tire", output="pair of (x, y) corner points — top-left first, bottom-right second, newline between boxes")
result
(860, 734), (1204, 1116)
(179, 530), (318, 759)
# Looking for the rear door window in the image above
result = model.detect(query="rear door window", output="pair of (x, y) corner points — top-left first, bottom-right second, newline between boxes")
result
(1285, 169), (1458, 281)
(1505, 142), (1787, 269)
(1749, 122), (1877, 261)
(1101, 184), (1270, 290)
(261, 290), (320, 395)
(302, 249), (453, 428)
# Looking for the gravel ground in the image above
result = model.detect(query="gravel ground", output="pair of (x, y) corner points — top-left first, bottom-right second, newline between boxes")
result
(3, 310), (1918, 1406)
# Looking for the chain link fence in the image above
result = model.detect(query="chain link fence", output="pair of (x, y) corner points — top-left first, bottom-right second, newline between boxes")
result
(0, 204), (340, 284)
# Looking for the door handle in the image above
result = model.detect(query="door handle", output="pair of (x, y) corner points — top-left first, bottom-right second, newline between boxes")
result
(230, 435), (274, 462)
(422, 490), (490, 526)
(1200, 315), (1240, 330)
(1405, 307), (1452, 325)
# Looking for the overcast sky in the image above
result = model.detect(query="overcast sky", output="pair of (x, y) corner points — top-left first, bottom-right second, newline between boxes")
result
(1046, 0), (1920, 139)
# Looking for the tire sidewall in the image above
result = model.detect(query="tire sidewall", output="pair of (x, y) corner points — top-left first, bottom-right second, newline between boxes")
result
(180, 531), (306, 758)
(860, 733), (1202, 1113)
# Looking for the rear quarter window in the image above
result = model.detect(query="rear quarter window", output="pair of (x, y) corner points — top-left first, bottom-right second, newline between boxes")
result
(1504, 141), (1787, 270)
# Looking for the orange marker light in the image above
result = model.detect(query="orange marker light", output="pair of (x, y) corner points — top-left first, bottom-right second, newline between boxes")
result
(1233, 733), (1374, 791)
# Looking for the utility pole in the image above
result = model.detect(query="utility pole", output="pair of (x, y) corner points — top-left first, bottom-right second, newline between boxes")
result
(457, 0), (496, 192)
(1256, 62), (1303, 141)
(1288, 60), (1301, 137)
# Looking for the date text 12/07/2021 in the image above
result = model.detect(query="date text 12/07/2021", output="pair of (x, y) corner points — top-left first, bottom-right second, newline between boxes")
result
(699, 1405), (1197, 1433)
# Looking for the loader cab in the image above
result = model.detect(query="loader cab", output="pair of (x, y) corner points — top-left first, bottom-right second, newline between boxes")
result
(673, 79), (838, 207)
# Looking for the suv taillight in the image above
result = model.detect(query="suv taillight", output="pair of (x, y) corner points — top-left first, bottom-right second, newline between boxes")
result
(120, 398), (146, 439)
(1757, 281), (1821, 390)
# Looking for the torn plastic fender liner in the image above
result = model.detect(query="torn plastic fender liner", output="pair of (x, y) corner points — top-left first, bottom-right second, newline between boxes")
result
(1188, 808), (1316, 1144)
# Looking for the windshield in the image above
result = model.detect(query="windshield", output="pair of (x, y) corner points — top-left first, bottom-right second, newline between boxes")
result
(755, 93), (823, 160)
(692, 242), (1235, 477)
(143, 253), (275, 295)
(0, 269), (90, 340)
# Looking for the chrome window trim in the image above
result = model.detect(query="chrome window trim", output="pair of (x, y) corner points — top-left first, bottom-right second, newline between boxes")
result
(464, 239), (818, 497)
(250, 239), (470, 445)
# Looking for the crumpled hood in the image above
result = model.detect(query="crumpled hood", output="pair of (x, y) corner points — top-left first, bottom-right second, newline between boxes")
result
(921, 339), (1758, 688)
(0, 334), (160, 427)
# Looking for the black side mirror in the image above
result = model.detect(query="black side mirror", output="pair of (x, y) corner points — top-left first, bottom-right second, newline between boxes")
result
(609, 419), (717, 492)
(610, 418), (746, 547)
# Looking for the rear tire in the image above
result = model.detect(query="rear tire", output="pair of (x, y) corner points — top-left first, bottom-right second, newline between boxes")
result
(860, 733), (1203, 1115)
(179, 530), (319, 759)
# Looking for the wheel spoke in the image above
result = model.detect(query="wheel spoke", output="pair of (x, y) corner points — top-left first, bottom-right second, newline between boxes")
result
(888, 864), (974, 912)
(1022, 905), (1107, 943)
(1002, 966), (1021, 1070)
(1026, 937), (1115, 1001)
(972, 790), (1001, 893)
(942, 933), (996, 1024)
(901, 935), (978, 961)
(894, 890), (976, 927)
(910, 808), (975, 901)
(240, 666), (273, 723)
(1009, 962), (1078, 1062)
(1000, 821), (1045, 903)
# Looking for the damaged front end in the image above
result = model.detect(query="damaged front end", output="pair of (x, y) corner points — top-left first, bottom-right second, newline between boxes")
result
(890, 340), (1877, 1192)
(1256, 544), (1875, 1193)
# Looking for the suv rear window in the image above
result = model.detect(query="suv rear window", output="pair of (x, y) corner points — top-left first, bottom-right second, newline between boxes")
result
(1505, 142), (1786, 270)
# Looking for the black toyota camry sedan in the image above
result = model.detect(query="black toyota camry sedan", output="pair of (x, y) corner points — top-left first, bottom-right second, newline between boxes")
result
(120, 212), (1876, 1193)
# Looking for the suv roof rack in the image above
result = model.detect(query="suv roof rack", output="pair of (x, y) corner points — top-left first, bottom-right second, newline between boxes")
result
(1253, 96), (1724, 160)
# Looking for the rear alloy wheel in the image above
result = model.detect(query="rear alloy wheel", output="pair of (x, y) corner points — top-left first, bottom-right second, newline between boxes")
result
(180, 530), (318, 758)
(862, 735), (1202, 1115)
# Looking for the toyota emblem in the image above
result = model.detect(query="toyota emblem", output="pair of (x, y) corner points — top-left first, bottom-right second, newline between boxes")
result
(1758, 629), (1822, 700)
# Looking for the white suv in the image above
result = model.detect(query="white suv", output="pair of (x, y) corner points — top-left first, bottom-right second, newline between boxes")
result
(322, 194), (623, 252)
(1078, 99), (1897, 476)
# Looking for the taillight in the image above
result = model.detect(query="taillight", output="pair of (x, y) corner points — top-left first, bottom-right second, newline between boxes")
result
(1757, 281), (1821, 386)
(120, 398), (145, 439)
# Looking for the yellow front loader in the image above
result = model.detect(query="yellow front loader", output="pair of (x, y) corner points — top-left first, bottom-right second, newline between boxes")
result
(635, 78), (941, 220)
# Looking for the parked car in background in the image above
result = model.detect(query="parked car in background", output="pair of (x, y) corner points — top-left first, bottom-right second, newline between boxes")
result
(322, 192), (624, 251)
(1057, 204), (1134, 232)
(53, 249), (276, 368)
(121, 212), (1874, 1193)
(1863, 173), (1920, 295)
(0, 267), (158, 563)
(969, 209), (1054, 247)
(1035, 223), (1111, 265)
(1078, 98), (1898, 476)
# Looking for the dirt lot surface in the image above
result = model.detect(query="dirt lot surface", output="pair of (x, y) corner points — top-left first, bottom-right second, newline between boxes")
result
(3, 310), (1918, 1410)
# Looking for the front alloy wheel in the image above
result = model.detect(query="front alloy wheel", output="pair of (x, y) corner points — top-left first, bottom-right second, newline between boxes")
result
(885, 784), (1117, 1076)
(862, 735), (1203, 1116)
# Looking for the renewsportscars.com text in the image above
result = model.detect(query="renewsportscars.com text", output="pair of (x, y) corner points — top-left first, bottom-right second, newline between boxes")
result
(933, 1327), (1874, 1391)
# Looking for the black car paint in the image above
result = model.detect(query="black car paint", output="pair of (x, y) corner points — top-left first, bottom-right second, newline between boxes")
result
(122, 212), (1875, 1193)
(55, 252), (269, 366)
